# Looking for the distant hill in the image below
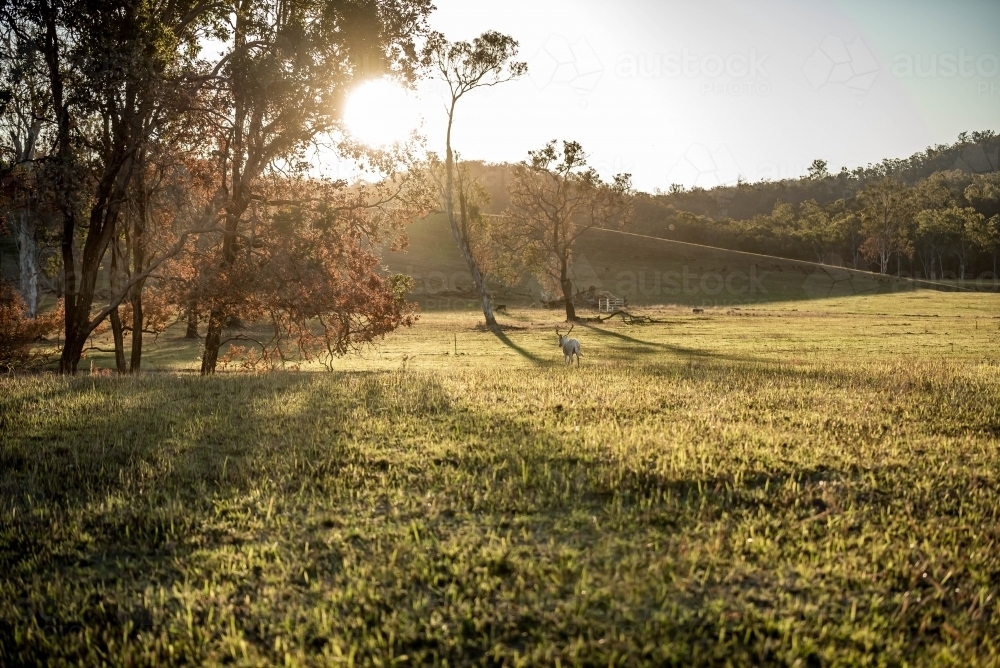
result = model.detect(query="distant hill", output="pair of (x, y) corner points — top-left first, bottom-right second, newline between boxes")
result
(449, 131), (1000, 283)
(385, 213), (961, 312)
(639, 130), (1000, 223)
(459, 131), (1000, 226)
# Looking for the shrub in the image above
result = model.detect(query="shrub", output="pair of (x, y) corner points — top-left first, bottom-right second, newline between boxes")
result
(0, 280), (59, 370)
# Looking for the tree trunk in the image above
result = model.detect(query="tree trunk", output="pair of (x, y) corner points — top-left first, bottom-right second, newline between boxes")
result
(110, 307), (127, 374)
(958, 243), (967, 285)
(61, 332), (86, 375)
(59, 208), (78, 373)
(129, 159), (148, 373)
(450, 223), (496, 327)
(44, 4), (84, 374)
(59, 174), (131, 374)
(130, 289), (143, 372)
(560, 259), (576, 322)
(185, 301), (199, 338)
(110, 243), (127, 374)
(201, 202), (247, 374)
(202, 310), (224, 374)
(46, 9), (82, 374)
(444, 99), (496, 328)
(16, 211), (38, 319)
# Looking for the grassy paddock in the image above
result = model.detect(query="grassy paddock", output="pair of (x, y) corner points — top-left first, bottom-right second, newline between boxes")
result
(2, 292), (1000, 665)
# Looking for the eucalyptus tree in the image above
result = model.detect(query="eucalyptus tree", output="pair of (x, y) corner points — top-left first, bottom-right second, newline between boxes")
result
(915, 206), (984, 280)
(858, 178), (915, 275)
(421, 31), (526, 328)
(504, 140), (633, 322)
(0, 0), (225, 373)
(965, 174), (1000, 276)
(1, 0), (434, 374)
(196, 0), (434, 374)
(0, 12), (50, 318)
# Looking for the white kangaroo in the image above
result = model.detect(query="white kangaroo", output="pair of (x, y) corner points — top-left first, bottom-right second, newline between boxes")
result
(556, 325), (582, 365)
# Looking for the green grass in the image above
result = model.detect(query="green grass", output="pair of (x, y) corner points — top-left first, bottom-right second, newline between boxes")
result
(3, 292), (1000, 665)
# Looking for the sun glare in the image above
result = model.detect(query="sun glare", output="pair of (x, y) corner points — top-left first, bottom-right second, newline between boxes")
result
(343, 79), (420, 147)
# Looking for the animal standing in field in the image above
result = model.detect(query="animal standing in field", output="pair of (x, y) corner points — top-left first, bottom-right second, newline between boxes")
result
(556, 325), (582, 365)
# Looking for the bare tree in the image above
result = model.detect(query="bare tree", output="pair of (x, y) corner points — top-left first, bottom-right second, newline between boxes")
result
(422, 31), (526, 328)
(505, 140), (633, 322)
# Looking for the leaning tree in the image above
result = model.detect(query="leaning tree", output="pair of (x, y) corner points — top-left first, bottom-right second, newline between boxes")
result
(421, 30), (526, 328)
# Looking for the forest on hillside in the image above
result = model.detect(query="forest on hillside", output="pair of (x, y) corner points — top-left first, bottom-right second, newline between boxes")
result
(465, 131), (1000, 281)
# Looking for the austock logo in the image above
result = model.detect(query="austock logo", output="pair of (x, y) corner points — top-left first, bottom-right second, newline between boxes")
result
(802, 35), (879, 101)
(667, 144), (743, 189)
(402, 260), (1000, 312)
(530, 35), (604, 97)
(891, 49), (999, 80)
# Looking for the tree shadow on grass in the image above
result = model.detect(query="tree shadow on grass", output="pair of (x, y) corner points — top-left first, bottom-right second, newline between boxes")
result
(0, 369), (767, 661)
(0, 374), (317, 511)
(578, 322), (761, 363)
(1, 365), (991, 664)
(489, 327), (550, 366)
(0, 371), (458, 663)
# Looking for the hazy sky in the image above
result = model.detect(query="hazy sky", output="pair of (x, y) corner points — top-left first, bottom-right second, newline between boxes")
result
(383, 0), (1000, 192)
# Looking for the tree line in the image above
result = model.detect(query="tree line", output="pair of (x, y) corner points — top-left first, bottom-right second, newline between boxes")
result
(452, 133), (1000, 300)
(633, 133), (1000, 279)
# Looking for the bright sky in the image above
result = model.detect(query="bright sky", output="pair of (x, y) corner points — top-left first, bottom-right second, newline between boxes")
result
(333, 0), (1000, 192)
